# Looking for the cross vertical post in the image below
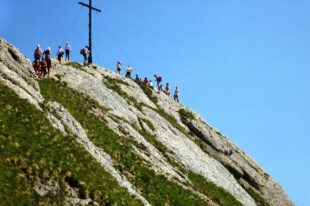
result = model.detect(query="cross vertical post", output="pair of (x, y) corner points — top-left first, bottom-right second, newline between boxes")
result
(78, 0), (101, 64)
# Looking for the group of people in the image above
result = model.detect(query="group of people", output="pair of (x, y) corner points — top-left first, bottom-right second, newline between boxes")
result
(32, 42), (91, 77)
(56, 42), (72, 63)
(32, 43), (180, 102)
(115, 62), (180, 102)
(33, 44), (52, 78)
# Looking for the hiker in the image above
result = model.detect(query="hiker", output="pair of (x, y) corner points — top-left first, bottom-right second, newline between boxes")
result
(65, 42), (71, 61)
(116, 61), (122, 74)
(174, 86), (180, 102)
(143, 77), (149, 85)
(154, 74), (162, 90)
(40, 58), (48, 78)
(80, 46), (90, 65)
(158, 84), (163, 92)
(56, 46), (64, 63)
(43, 47), (52, 76)
(34, 44), (43, 62)
(149, 80), (153, 88)
(135, 74), (140, 81)
(125, 65), (133, 78)
(165, 83), (170, 96)
(33, 59), (41, 75)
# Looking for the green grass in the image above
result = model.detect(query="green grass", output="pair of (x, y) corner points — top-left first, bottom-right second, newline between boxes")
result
(103, 77), (144, 111)
(135, 81), (158, 104)
(179, 108), (195, 120)
(65, 62), (82, 69)
(0, 82), (142, 205)
(39, 79), (211, 206)
(244, 187), (271, 206)
(136, 119), (242, 206)
(156, 108), (192, 138)
(186, 171), (242, 206)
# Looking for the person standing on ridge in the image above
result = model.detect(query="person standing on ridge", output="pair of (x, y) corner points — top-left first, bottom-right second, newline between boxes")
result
(135, 74), (140, 81)
(125, 65), (133, 78)
(143, 77), (149, 85)
(158, 84), (163, 92)
(40, 58), (48, 78)
(80, 46), (90, 65)
(34, 44), (43, 62)
(116, 61), (122, 74)
(43, 47), (52, 76)
(149, 80), (153, 88)
(56, 46), (64, 64)
(165, 83), (170, 96)
(154, 74), (162, 90)
(65, 42), (72, 61)
(174, 86), (180, 102)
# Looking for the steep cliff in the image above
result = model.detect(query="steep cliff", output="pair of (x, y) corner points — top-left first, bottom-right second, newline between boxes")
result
(0, 38), (294, 206)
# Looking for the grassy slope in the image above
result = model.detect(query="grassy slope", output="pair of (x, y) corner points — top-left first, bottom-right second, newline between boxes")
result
(39, 79), (210, 206)
(0, 82), (142, 205)
(104, 77), (244, 206)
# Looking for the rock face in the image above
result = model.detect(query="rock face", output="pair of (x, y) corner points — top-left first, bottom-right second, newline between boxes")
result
(0, 38), (294, 206)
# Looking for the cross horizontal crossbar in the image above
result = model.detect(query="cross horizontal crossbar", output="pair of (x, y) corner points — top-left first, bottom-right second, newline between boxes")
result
(78, 2), (102, 12)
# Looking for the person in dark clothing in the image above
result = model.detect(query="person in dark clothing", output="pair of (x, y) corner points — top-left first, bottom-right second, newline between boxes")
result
(56, 46), (64, 63)
(154, 74), (162, 90)
(40, 58), (48, 78)
(116, 61), (122, 74)
(43, 47), (52, 76)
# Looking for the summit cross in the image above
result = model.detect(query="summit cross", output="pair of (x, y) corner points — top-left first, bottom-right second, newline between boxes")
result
(78, 0), (102, 64)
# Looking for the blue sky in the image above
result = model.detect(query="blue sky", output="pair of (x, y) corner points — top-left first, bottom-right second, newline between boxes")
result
(1, 0), (309, 205)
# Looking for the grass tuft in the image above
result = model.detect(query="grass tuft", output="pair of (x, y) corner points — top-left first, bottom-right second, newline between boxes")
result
(179, 108), (195, 120)
(135, 81), (158, 104)
(65, 62), (82, 69)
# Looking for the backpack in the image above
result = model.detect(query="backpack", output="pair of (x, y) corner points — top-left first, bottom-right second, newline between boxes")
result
(35, 48), (42, 58)
(80, 49), (84, 54)
(158, 76), (162, 81)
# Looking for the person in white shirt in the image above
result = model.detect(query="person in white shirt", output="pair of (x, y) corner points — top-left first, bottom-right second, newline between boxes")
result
(125, 65), (133, 78)
(56, 46), (64, 63)
(65, 42), (71, 61)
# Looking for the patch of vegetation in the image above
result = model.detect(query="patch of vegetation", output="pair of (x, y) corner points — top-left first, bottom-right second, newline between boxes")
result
(141, 104), (243, 205)
(39, 79), (211, 206)
(103, 77), (143, 111)
(156, 108), (191, 138)
(244, 187), (270, 206)
(135, 81), (158, 104)
(139, 117), (155, 131)
(65, 62), (82, 69)
(186, 171), (242, 206)
(136, 118), (242, 206)
(179, 108), (195, 120)
(137, 118), (169, 156)
(0, 82), (141, 205)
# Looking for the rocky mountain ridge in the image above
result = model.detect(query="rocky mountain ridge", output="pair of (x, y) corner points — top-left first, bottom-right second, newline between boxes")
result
(0, 38), (294, 206)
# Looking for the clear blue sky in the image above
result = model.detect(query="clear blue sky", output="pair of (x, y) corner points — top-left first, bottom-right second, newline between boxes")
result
(1, 0), (309, 205)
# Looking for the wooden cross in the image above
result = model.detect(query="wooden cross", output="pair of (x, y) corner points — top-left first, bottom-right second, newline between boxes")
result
(78, 0), (102, 64)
